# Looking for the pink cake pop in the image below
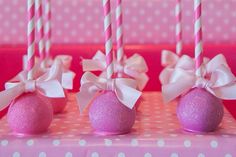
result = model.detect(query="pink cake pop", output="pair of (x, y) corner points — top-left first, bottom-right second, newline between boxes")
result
(48, 90), (68, 114)
(177, 88), (224, 133)
(89, 91), (136, 135)
(7, 92), (53, 135)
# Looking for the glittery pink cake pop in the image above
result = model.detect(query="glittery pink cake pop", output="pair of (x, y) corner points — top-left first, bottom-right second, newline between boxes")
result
(89, 91), (136, 135)
(177, 88), (224, 133)
(7, 92), (53, 135)
(48, 90), (68, 114)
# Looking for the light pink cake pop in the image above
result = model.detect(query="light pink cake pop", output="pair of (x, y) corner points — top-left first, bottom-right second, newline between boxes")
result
(177, 88), (224, 133)
(89, 91), (136, 135)
(7, 92), (53, 135)
(48, 90), (68, 114)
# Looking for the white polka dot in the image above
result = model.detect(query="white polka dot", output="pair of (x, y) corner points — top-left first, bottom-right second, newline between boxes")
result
(131, 139), (138, 146)
(1, 140), (8, 146)
(157, 139), (165, 147)
(118, 152), (126, 157)
(104, 139), (112, 146)
(13, 152), (21, 157)
(198, 153), (205, 157)
(91, 152), (99, 157)
(52, 139), (60, 146)
(144, 153), (152, 157)
(171, 153), (179, 157)
(65, 152), (73, 157)
(210, 140), (218, 148)
(79, 139), (86, 146)
(225, 153), (232, 157)
(184, 140), (191, 148)
(27, 139), (34, 146)
(39, 152), (47, 157)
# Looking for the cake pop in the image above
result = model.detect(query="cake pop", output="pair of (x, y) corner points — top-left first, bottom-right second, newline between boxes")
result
(77, 72), (141, 135)
(177, 88), (224, 132)
(7, 92), (53, 135)
(89, 91), (136, 135)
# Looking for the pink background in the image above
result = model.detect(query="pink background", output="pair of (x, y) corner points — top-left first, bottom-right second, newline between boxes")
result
(0, 0), (236, 45)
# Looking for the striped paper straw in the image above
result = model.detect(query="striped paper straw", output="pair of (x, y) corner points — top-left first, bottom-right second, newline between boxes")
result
(27, 0), (36, 80)
(103, 0), (114, 80)
(194, 0), (203, 77)
(44, 0), (51, 59)
(176, 0), (182, 56)
(35, 0), (45, 66)
(116, 0), (124, 63)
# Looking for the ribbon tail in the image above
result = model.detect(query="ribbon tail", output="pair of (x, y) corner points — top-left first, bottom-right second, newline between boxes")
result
(162, 76), (195, 103)
(0, 84), (24, 111)
(209, 83), (236, 100)
(159, 68), (174, 85)
(115, 82), (142, 109)
(76, 83), (99, 113)
(42, 59), (63, 82)
(37, 80), (65, 98)
(136, 73), (149, 90)
(62, 71), (76, 90)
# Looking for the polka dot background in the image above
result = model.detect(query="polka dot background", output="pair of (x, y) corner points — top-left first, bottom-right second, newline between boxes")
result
(0, 0), (236, 45)
(0, 92), (236, 157)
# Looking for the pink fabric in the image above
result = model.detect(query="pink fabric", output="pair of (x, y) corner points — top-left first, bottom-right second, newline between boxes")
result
(1, 1), (236, 45)
(0, 92), (235, 157)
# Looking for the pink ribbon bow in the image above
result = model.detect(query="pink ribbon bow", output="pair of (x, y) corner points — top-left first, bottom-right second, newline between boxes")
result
(162, 54), (236, 103)
(82, 51), (149, 90)
(77, 72), (142, 113)
(0, 61), (65, 111)
(23, 55), (75, 90)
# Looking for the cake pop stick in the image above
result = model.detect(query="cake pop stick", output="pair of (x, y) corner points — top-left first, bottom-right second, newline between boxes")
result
(27, 0), (36, 80)
(44, 0), (51, 59)
(35, 0), (46, 68)
(176, 0), (182, 56)
(103, 0), (114, 80)
(194, 0), (203, 77)
(116, 0), (124, 63)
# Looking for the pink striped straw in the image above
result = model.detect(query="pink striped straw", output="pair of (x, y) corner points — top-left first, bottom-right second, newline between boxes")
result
(27, 0), (36, 80)
(176, 0), (182, 56)
(194, 0), (203, 77)
(35, 0), (46, 67)
(44, 0), (52, 59)
(116, 0), (124, 63)
(103, 0), (114, 80)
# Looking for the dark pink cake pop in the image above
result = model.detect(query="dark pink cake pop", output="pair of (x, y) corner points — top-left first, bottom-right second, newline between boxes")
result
(177, 88), (224, 133)
(7, 92), (53, 135)
(89, 91), (136, 135)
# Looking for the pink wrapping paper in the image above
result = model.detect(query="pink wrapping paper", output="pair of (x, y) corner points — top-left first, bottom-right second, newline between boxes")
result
(0, 92), (236, 157)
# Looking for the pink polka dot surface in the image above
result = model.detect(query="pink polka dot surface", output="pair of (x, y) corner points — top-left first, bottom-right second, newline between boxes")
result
(0, 92), (236, 157)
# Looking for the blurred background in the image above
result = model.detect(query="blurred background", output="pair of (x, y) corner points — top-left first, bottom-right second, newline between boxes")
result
(0, 0), (236, 45)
